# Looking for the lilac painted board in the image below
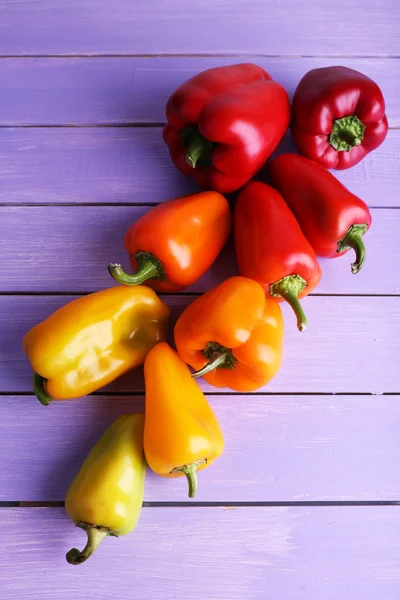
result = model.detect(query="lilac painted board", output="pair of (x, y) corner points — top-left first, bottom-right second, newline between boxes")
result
(1, 395), (400, 502)
(1, 57), (398, 126)
(0, 0), (398, 56)
(0, 206), (397, 293)
(2, 295), (398, 395)
(0, 128), (399, 207)
(2, 507), (400, 599)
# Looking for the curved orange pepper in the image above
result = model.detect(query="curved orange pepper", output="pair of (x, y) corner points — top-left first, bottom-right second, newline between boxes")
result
(144, 342), (224, 498)
(174, 276), (283, 392)
(109, 191), (232, 292)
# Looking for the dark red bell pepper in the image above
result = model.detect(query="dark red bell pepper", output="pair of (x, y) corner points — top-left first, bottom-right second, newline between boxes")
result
(234, 181), (321, 332)
(291, 66), (388, 170)
(163, 63), (291, 193)
(269, 153), (372, 274)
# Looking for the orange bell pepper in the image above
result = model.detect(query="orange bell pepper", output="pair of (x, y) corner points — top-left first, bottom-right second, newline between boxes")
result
(108, 191), (232, 292)
(144, 342), (224, 498)
(174, 276), (283, 392)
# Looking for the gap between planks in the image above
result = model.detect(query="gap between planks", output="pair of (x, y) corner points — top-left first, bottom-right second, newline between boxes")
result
(1, 501), (400, 508)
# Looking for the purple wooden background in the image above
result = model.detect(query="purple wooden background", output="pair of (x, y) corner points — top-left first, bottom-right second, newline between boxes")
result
(1, 0), (400, 598)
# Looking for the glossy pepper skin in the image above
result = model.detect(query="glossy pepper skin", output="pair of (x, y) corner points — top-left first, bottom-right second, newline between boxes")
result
(109, 191), (232, 292)
(163, 63), (291, 193)
(23, 286), (170, 404)
(234, 181), (321, 332)
(65, 413), (146, 565)
(174, 277), (283, 392)
(144, 342), (224, 498)
(291, 66), (388, 170)
(269, 153), (372, 274)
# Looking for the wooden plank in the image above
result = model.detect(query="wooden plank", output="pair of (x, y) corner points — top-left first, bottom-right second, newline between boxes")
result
(0, 57), (398, 126)
(0, 128), (398, 207)
(1, 394), (400, 502)
(0, 206), (398, 293)
(1, 507), (400, 599)
(2, 295), (398, 395)
(0, 0), (398, 56)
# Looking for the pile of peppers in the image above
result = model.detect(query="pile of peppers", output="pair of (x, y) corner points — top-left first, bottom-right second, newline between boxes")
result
(23, 62), (386, 564)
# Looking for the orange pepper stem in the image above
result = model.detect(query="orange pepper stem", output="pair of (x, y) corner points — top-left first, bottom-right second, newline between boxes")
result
(171, 458), (207, 498)
(270, 274), (308, 333)
(337, 224), (368, 274)
(191, 341), (238, 379)
(108, 251), (166, 286)
(33, 372), (52, 406)
(180, 125), (215, 169)
(66, 523), (115, 566)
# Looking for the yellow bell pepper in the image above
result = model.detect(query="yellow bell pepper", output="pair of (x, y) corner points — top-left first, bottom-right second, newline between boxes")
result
(23, 286), (170, 404)
(65, 412), (146, 565)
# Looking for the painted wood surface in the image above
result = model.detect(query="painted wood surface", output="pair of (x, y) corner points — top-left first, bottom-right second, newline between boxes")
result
(1, 0), (399, 56)
(2, 295), (399, 395)
(1, 128), (399, 207)
(2, 507), (400, 600)
(1, 206), (398, 293)
(1, 395), (400, 502)
(1, 0), (400, 595)
(1, 57), (399, 126)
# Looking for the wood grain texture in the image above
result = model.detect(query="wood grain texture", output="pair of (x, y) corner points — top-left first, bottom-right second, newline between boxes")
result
(0, 205), (398, 293)
(2, 295), (399, 395)
(1, 507), (400, 599)
(1, 128), (399, 206)
(1, 395), (400, 502)
(0, 57), (398, 125)
(0, 0), (399, 56)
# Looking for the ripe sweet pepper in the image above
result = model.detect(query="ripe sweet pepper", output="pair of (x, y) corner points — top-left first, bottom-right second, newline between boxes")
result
(23, 286), (170, 404)
(144, 342), (224, 498)
(163, 63), (291, 193)
(174, 276), (283, 392)
(269, 153), (372, 274)
(109, 191), (231, 292)
(291, 66), (388, 169)
(65, 413), (146, 565)
(234, 181), (321, 331)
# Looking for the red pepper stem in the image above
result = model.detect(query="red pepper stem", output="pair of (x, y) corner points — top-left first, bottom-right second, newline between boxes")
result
(180, 126), (215, 169)
(271, 274), (308, 332)
(108, 251), (165, 286)
(329, 115), (366, 152)
(337, 224), (368, 274)
(33, 372), (52, 406)
(66, 523), (114, 566)
(171, 459), (207, 499)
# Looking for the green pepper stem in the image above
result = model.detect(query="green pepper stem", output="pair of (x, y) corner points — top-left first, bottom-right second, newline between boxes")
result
(271, 274), (308, 332)
(329, 115), (366, 152)
(66, 524), (112, 566)
(33, 372), (52, 406)
(191, 353), (231, 379)
(180, 126), (215, 169)
(108, 251), (165, 286)
(171, 459), (207, 499)
(337, 224), (368, 274)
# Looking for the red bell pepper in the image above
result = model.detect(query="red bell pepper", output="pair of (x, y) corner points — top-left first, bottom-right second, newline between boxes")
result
(234, 181), (321, 332)
(291, 66), (388, 170)
(163, 63), (291, 193)
(269, 153), (372, 274)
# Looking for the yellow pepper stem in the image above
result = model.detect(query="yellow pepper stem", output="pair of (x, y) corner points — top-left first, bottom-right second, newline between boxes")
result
(33, 372), (52, 406)
(171, 458), (207, 499)
(66, 523), (116, 566)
